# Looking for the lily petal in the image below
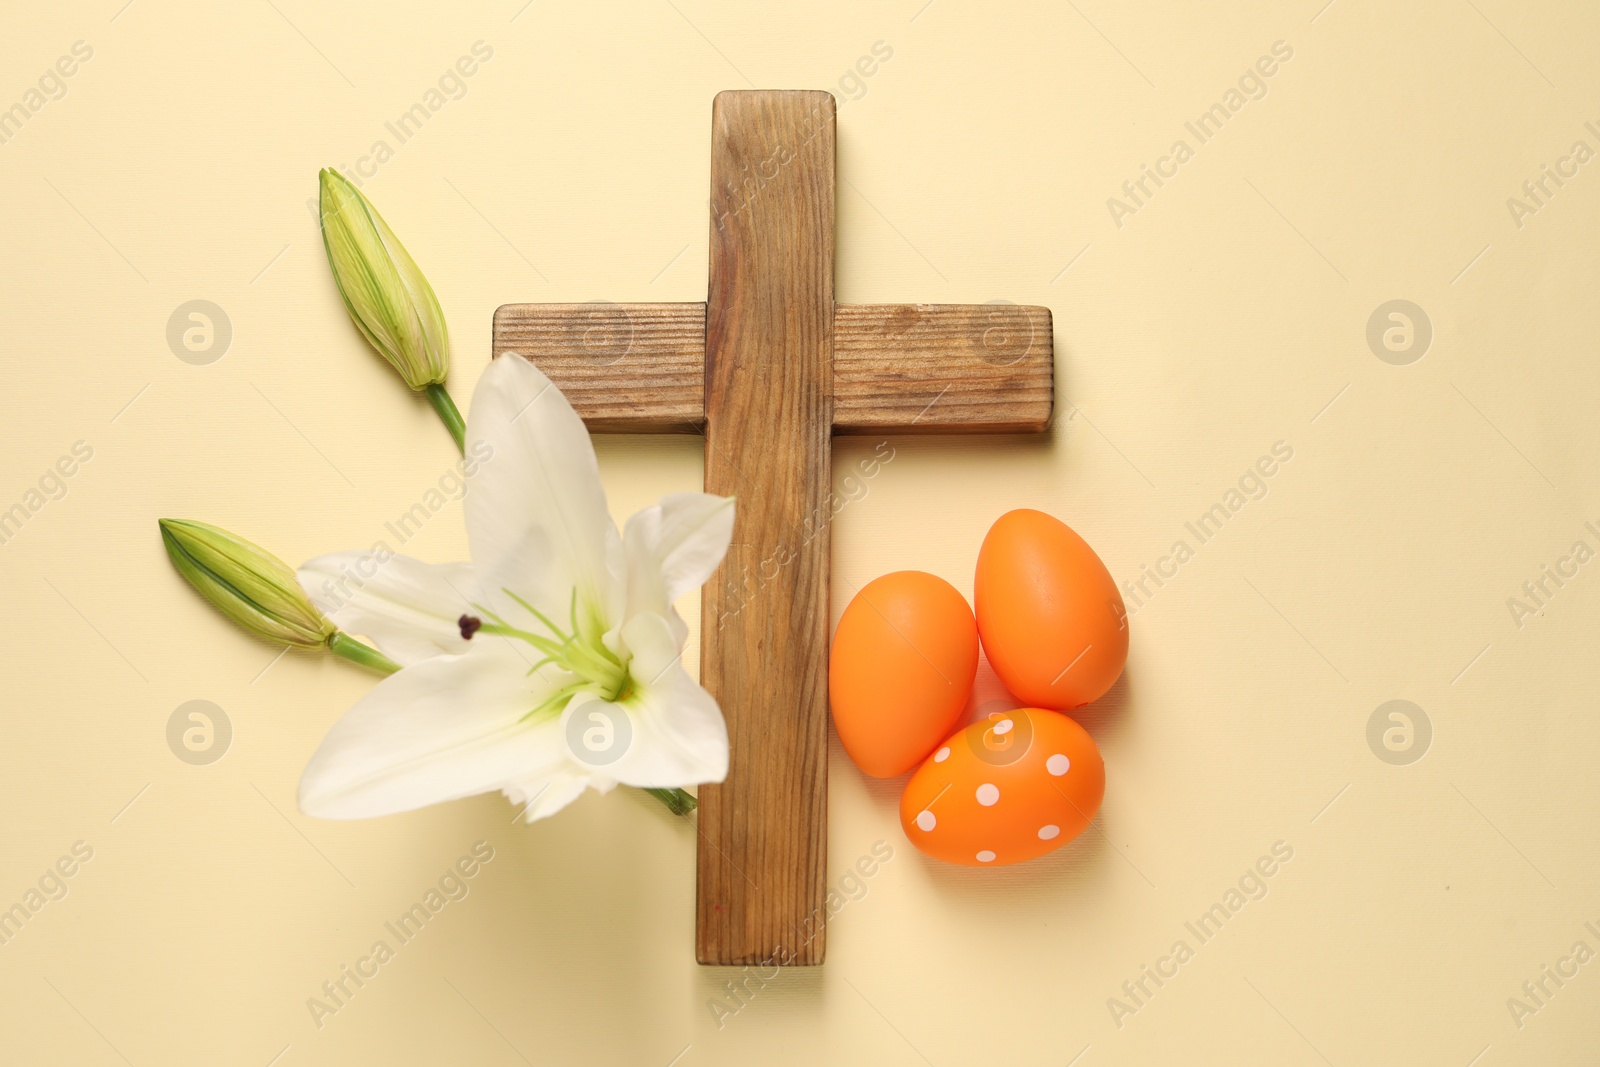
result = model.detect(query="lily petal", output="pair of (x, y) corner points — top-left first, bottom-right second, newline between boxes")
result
(299, 643), (564, 819)
(299, 552), (478, 666)
(622, 492), (735, 643)
(504, 769), (609, 823)
(464, 354), (624, 628)
(603, 612), (729, 788)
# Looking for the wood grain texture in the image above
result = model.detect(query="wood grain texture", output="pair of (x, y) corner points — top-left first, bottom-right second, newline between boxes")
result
(696, 89), (835, 967)
(494, 300), (1054, 435)
(833, 304), (1054, 433)
(492, 302), (706, 431)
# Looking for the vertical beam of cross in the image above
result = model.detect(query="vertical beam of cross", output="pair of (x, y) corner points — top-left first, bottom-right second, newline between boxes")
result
(697, 90), (836, 966)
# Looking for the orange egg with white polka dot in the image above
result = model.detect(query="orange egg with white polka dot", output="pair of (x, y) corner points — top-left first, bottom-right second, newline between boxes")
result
(899, 708), (1105, 866)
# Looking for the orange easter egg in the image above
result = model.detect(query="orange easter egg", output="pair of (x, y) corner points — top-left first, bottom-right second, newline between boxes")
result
(974, 509), (1128, 710)
(900, 708), (1105, 866)
(829, 571), (980, 778)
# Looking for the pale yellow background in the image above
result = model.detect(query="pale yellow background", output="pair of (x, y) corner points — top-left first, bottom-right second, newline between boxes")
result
(3, 0), (1597, 1063)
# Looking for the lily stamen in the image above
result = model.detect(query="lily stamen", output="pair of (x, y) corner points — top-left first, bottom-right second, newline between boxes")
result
(461, 591), (632, 717)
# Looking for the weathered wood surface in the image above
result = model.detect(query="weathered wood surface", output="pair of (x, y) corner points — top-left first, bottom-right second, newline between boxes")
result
(493, 301), (1053, 435)
(833, 303), (1054, 433)
(695, 89), (835, 967)
(492, 302), (706, 431)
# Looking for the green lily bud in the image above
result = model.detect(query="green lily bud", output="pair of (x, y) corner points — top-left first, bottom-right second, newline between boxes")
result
(318, 170), (466, 452)
(159, 519), (336, 649)
(318, 169), (449, 390)
(159, 519), (401, 674)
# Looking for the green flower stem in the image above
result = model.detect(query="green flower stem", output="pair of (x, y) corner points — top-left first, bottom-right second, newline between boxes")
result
(645, 787), (698, 816)
(425, 382), (466, 453)
(327, 631), (403, 674)
(325, 630), (696, 818)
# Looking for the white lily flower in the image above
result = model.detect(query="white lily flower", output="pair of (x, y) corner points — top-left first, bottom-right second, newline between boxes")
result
(295, 354), (735, 823)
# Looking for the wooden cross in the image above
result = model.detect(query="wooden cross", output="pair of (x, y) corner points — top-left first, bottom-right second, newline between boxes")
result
(494, 90), (1053, 965)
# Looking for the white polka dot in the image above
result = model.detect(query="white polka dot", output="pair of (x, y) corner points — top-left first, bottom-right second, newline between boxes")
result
(934, 747), (950, 763)
(915, 810), (936, 832)
(975, 783), (1000, 806)
(1038, 824), (1061, 840)
(994, 719), (1013, 736)
(1046, 754), (1071, 776)
(976, 850), (996, 863)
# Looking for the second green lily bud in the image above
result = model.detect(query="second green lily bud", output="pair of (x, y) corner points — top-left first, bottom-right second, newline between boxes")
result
(161, 519), (334, 647)
(318, 169), (465, 451)
(159, 519), (399, 673)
